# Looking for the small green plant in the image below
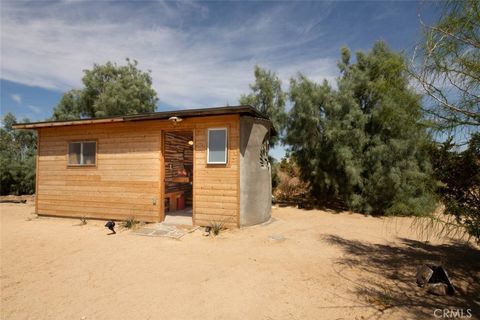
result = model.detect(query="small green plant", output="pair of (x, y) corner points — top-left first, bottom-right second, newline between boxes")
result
(209, 220), (225, 236)
(122, 216), (139, 229)
(80, 216), (87, 225)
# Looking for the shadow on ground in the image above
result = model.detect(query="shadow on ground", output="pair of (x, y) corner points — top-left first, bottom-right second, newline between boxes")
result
(275, 201), (348, 213)
(323, 234), (480, 320)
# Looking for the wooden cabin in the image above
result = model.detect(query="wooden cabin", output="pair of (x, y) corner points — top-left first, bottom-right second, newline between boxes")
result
(13, 106), (273, 228)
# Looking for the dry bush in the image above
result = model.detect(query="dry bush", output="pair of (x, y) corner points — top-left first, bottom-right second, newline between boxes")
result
(122, 216), (140, 229)
(273, 159), (309, 201)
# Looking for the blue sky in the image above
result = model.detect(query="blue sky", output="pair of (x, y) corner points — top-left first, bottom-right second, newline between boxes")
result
(1, 0), (440, 159)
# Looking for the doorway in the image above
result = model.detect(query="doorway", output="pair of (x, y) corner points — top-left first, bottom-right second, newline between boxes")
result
(163, 131), (194, 225)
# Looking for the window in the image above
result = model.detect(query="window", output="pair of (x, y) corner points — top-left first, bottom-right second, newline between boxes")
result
(259, 134), (270, 168)
(207, 128), (227, 164)
(68, 141), (96, 166)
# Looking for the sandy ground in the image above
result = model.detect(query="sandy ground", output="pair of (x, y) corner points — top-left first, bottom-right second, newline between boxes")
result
(1, 202), (479, 320)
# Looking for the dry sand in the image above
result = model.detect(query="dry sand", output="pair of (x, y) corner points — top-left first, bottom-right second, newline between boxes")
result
(1, 202), (479, 320)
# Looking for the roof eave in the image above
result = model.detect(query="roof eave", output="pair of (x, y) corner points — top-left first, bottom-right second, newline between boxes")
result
(12, 117), (125, 129)
(12, 105), (269, 130)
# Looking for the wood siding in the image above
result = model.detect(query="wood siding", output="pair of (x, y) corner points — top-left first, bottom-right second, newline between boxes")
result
(37, 122), (162, 222)
(36, 115), (240, 227)
(192, 116), (240, 228)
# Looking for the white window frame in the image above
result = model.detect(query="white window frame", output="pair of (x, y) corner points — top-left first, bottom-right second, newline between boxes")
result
(68, 141), (97, 166)
(207, 128), (228, 164)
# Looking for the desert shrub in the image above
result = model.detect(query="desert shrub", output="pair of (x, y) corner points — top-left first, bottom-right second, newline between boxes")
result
(209, 220), (225, 236)
(273, 157), (310, 201)
(122, 216), (139, 229)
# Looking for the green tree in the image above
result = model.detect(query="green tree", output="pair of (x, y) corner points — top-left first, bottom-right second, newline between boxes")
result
(410, 1), (479, 242)
(239, 66), (287, 147)
(52, 89), (82, 120)
(286, 76), (338, 201)
(426, 134), (480, 242)
(52, 59), (158, 120)
(410, 0), (479, 130)
(286, 42), (437, 216)
(0, 113), (36, 195)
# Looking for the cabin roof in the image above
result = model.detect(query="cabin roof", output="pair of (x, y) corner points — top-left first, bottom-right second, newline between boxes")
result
(12, 105), (271, 130)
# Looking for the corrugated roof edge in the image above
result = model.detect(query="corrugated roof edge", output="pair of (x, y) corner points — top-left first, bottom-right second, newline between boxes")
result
(12, 105), (272, 130)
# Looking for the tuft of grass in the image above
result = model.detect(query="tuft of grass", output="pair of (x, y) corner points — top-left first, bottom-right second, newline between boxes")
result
(80, 216), (88, 225)
(209, 220), (225, 236)
(358, 287), (395, 311)
(122, 216), (139, 229)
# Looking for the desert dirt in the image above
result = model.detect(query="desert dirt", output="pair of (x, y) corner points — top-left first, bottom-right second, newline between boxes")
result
(1, 201), (479, 320)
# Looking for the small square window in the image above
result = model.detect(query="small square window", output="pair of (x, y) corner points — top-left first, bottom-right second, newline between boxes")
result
(68, 141), (96, 166)
(207, 128), (227, 164)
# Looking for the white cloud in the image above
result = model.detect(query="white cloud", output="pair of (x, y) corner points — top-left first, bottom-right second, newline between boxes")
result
(1, 1), (338, 108)
(27, 105), (42, 114)
(10, 93), (22, 104)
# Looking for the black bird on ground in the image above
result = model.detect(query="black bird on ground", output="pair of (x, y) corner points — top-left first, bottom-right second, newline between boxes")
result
(105, 221), (116, 234)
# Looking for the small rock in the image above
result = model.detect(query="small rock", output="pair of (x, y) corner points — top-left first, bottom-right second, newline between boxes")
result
(426, 283), (448, 296)
(429, 265), (456, 294)
(203, 226), (211, 236)
(269, 234), (286, 241)
(416, 264), (434, 287)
